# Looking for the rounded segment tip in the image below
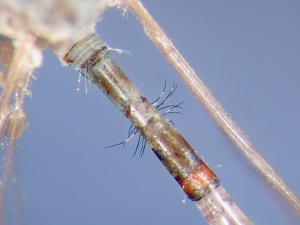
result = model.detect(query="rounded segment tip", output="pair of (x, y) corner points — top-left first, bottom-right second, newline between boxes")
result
(63, 33), (107, 71)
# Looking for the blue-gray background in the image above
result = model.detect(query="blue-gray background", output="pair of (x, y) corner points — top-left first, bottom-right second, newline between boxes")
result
(7, 1), (300, 224)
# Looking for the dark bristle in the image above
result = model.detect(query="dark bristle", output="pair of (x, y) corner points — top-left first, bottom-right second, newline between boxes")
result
(108, 81), (183, 158)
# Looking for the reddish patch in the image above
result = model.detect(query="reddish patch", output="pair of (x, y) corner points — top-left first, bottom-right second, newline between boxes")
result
(123, 106), (131, 118)
(177, 166), (219, 200)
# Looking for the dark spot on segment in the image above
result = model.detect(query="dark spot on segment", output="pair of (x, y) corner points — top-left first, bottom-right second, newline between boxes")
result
(141, 96), (147, 102)
(146, 116), (156, 127)
(123, 106), (131, 118)
(153, 150), (164, 161)
(63, 52), (74, 64)
(81, 46), (107, 69)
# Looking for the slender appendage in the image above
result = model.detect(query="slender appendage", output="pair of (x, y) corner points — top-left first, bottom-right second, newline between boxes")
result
(0, 139), (15, 224)
(120, 0), (300, 213)
(197, 185), (253, 225)
(0, 34), (36, 223)
(64, 33), (253, 224)
(64, 33), (220, 201)
(0, 108), (27, 225)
